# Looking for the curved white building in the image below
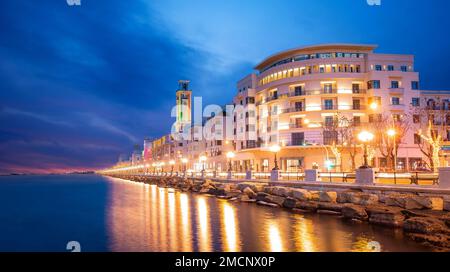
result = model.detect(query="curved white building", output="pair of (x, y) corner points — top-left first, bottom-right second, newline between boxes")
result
(232, 44), (426, 172)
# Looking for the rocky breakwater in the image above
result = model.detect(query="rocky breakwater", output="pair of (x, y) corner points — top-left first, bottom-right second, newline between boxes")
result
(107, 175), (450, 251)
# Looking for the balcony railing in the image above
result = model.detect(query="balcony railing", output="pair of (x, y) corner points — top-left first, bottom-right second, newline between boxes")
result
(389, 88), (405, 94)
(322, 105), (339, 110)
(289, 123), (304, 129)
(281, 107), (306, 114)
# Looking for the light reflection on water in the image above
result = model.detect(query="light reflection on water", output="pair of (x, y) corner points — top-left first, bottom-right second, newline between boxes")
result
(105, 177), (431, 252)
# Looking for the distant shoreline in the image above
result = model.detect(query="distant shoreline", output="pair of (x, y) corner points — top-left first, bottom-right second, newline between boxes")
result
(0, 172), (96, 176)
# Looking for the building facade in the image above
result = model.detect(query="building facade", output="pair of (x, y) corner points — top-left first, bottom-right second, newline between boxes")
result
(113, 44), (450, 174)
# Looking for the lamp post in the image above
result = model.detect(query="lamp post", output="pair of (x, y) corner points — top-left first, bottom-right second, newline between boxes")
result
(358, 131), (375, 169)
(152, 163), (156, 175)
(169, 160), (175, 175)
(181, 158), (188, 174)
(199, 155), (207, 172)
(270, 145), (281, 171)
(226, 151), (235, 172)
(387, 128), (397, 184)
(160, 162), (166, 174)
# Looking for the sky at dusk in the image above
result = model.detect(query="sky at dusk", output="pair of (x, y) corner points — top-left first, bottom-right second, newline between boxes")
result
(0, 0), (450, 174)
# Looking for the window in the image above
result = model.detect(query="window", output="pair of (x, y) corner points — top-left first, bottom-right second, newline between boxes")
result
(391, 97), (400, 105)
(352, 84), (360, 93)
(412, 97), (420, 107)
(401, 66), (408, 72)
(369, 114), (382, 123)
(319, 67), (325, 73)
(294, 86), (303, 96)
(387, 65), (394, 71)
(414, 134), (422, 145)
(413, 115), (420, 124)
(324, 116), (335, 127)
(294, 101), (304, 111)
(323, 83), (333, 93)
(375, 65), (382, 71)
(353, 99), (361, 110)
(323, 131), (338, 145)
(324, 100), (334, 110)
(291, 133), (305, 146)
(391, 81), (400, 89)
(353, 116), (361, 126)
(367, 80), (380, 89)
(411, 81), (419, 90)
(392, 114), (402, 122)
(246, 97), (255, 104)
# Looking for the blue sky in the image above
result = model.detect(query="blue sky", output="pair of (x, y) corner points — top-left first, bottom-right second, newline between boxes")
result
(0, 0), (449, 173)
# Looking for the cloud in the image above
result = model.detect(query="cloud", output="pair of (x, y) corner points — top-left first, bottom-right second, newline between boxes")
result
(1, 107), (73, 127)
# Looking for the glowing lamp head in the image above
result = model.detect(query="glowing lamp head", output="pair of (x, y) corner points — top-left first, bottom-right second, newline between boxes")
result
(370, 102), (378, 110)
(387, 129), (396, 137)
(226, 151), (235, 159)
(303, 119), (310, 125)
(169, 160), (175, 165)
(270, 145), (281, 153)
(160, 162), (165, 166)
(199, 155), (207, 162)
(358, 131), (375, 143)
(181, 158), (188, 164)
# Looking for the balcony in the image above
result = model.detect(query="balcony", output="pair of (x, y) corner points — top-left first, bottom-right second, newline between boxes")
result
(289, 124), (304, 129)
(351, 105), (367, 110)
(281, 107), (306, 114)
(351, 89), (367, 94)
(321, 105), (339, 111)
(389, 88), (405, 94)
(265, 95), (279, 102)
(390, 104), (405, 111)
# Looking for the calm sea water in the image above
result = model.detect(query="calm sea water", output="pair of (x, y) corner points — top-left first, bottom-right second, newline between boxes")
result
(0, 174), (432, 252)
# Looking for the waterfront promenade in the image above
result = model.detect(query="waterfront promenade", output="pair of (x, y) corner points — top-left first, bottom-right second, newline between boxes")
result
(100, 170), (450, 251)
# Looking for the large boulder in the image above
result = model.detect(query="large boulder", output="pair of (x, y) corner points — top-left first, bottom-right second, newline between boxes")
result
(404, 217), (448, 234)
(342, 204), (368, 221)
(292, 189), (312, 201)
(338, 191), (379, 205)
(319, 191), (337, 203)
(366, 205), (405, 227)
(310, 191), (321, 201)
(243, 187), (257, 199)
(265, 195), (286, 206)
(265, 186), (292, 197)
(225, 189), (242, 198)
(444, 201), (450, 212)
(282, 197), (297, 209)
(296, 201), (319, 212)
(389, 196), (445, 210)
(256, 192), (270, 202)
(318, 202), (344, 212)
(236, 182), (265, 193)
(408, 196), (444, 211)
(385, 194), (416, 209)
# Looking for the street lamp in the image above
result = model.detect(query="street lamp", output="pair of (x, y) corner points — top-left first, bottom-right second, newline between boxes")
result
(387, 128), (398, 184)
(370, 102), (379, 110)
(226, 151), (235, 172)
(151, 163), (156, 174)
(270, 144), (281, 170)
(169, 160), (175, 174)
(358, 131), (375, 169)
(181, 158), (188, 173)
(199, 155), (207, 172)
(160, 162), (166, 173)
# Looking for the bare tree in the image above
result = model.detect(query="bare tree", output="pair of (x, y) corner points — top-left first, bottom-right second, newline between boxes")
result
(323, 113), (362, 171)
(371, 114), (411, 171)
(414, 97), (448, 172)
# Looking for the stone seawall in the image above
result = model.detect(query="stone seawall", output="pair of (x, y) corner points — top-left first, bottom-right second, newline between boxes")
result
(106, 174), (450, 251)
